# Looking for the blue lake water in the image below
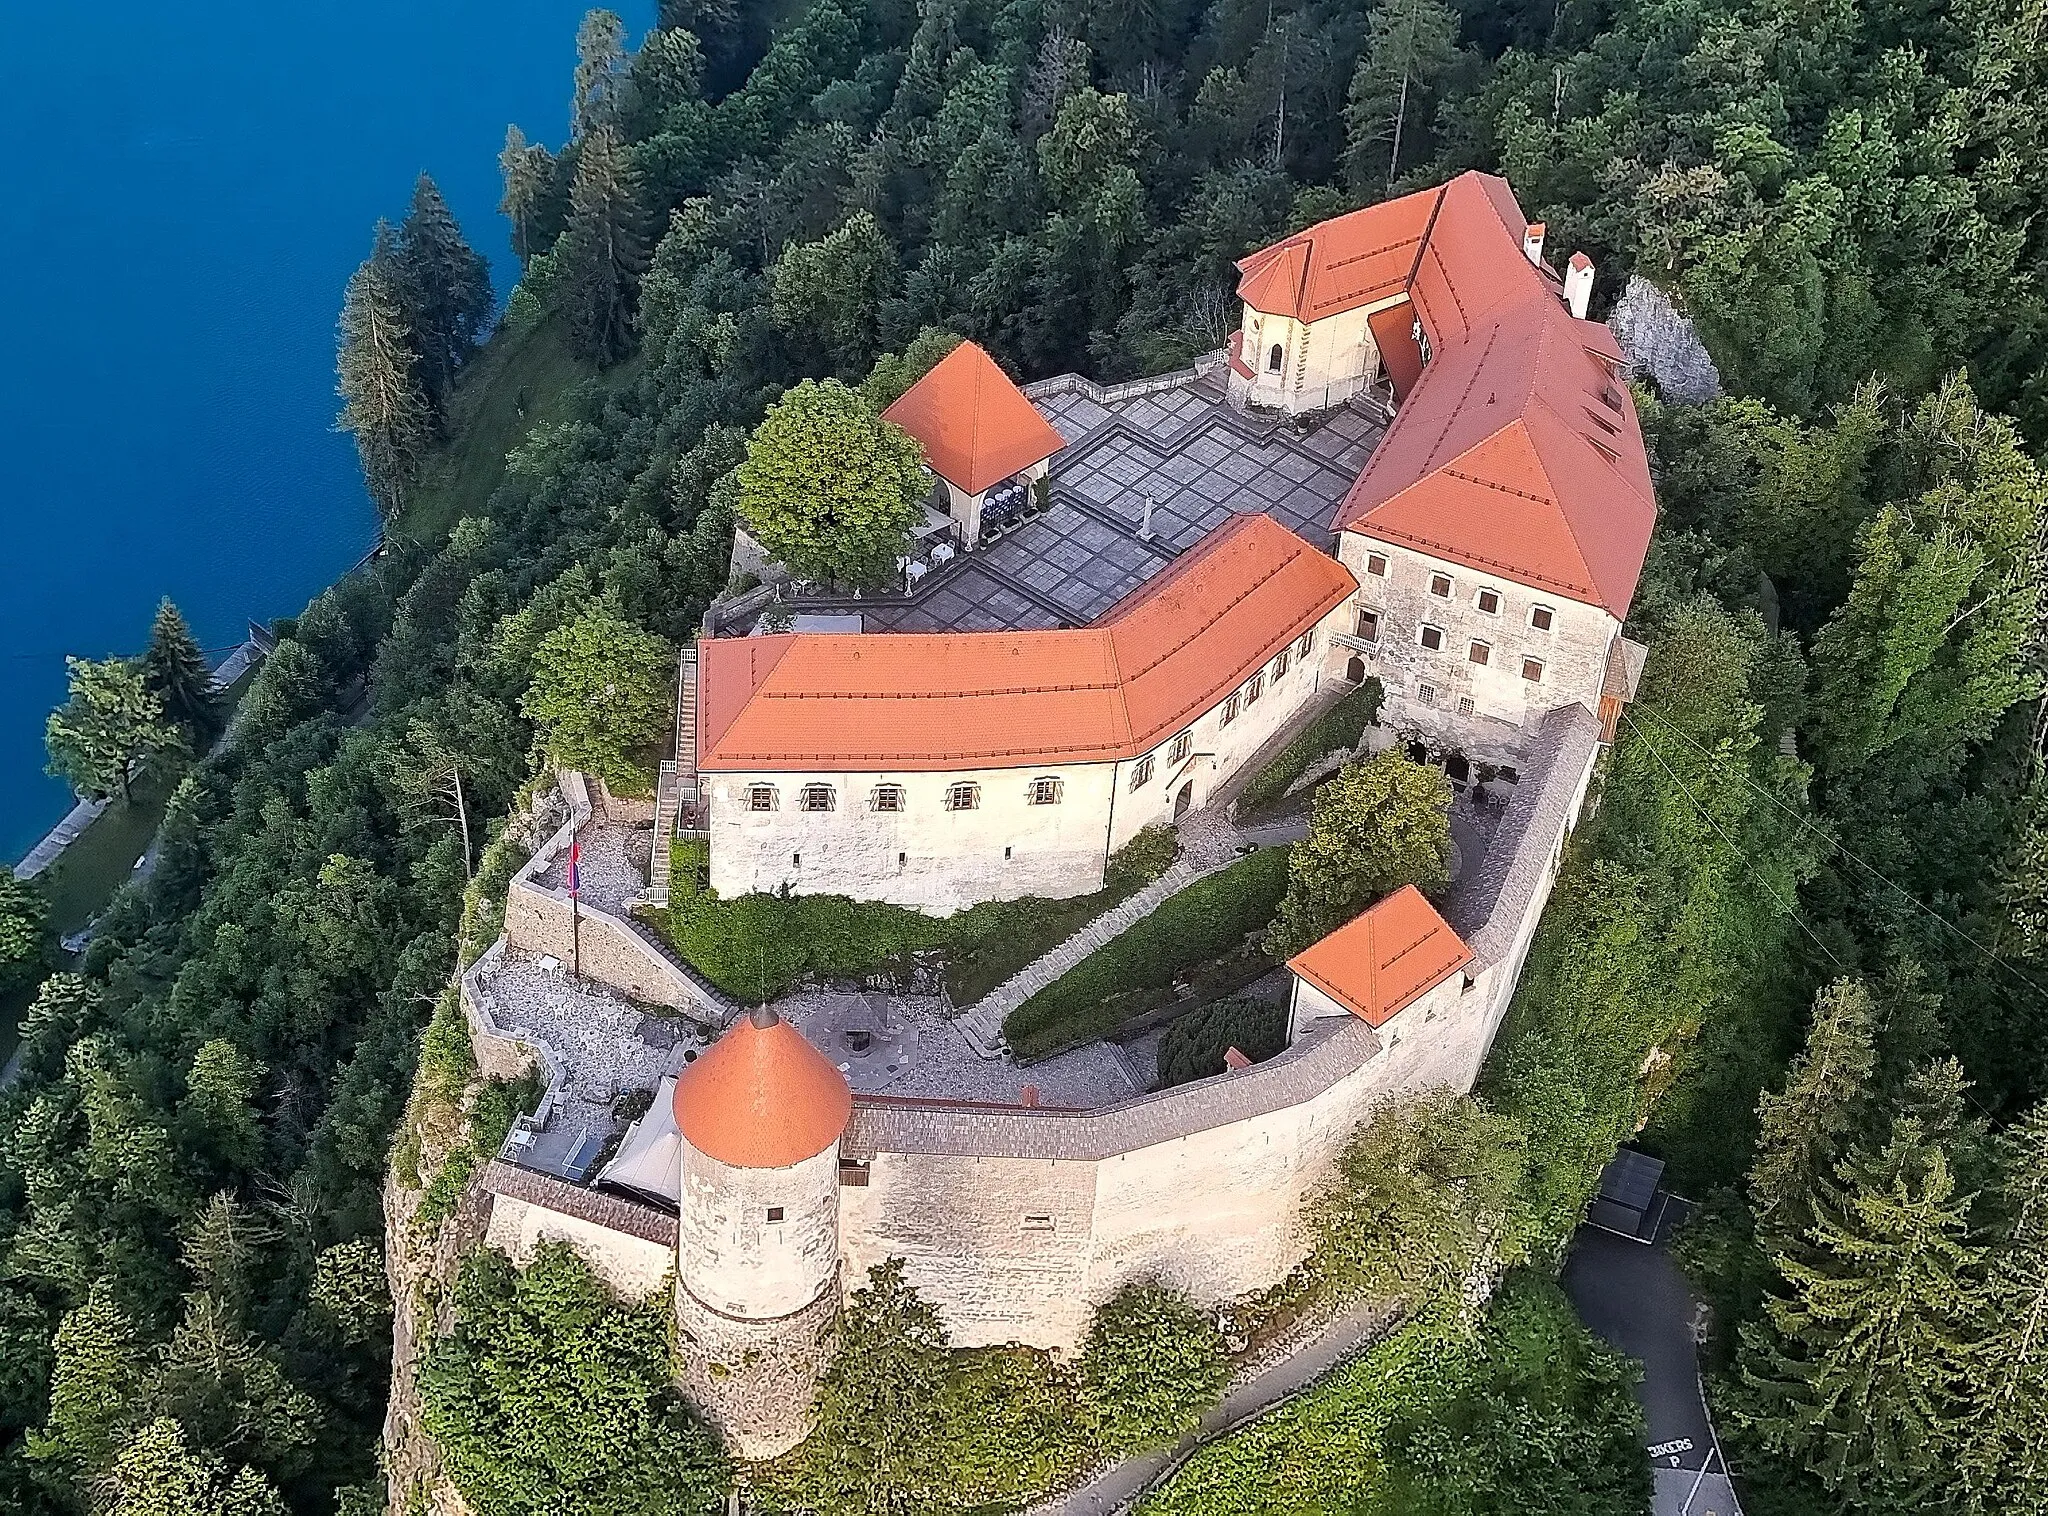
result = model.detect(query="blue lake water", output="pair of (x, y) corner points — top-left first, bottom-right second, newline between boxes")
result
(0, 1), (637, 862)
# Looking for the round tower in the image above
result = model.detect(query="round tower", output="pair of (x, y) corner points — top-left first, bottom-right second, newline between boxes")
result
(671, 1006), (852, 1458)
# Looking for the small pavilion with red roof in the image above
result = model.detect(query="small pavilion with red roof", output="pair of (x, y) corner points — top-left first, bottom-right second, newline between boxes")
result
(881, 339), (1067, 550)
(1284, 884), (1473, 1038)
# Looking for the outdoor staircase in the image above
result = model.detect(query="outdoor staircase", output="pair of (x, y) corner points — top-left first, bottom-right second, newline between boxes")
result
(648, 645), (703, 909)
(953, 808), (1246, 1059)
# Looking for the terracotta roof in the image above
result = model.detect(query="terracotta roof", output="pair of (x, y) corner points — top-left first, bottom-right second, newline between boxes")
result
(671, 1008), (852, 1168)
(1287, 884), (1472, 1028)
(1237, 172), (1658, 619)
(696, 514), (1356, 771)
(881, 340), (1067, 495)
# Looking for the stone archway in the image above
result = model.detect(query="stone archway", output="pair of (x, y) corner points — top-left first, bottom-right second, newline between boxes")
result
(1174, 780), (1195, 820)
(1345, 654), (1365, 683)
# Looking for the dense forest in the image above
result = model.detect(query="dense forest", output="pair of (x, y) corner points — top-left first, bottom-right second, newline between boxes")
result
(0, 0), (2042, 1511)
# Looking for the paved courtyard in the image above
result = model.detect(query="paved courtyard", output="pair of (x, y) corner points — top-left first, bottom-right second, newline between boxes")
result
(827, 371), (1385, 634)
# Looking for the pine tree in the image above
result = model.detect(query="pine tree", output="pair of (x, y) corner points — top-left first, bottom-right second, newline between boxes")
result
(1343, 0), (1462, 193)
(1736, 1116), (1988, 1510)
(572, 9), (628, 141)
(561, 125), (649, 364)
(139, 598), (222, 748)
(1749, 978), (1877, 1247)
(394, 174), (494, 407)
(334, 223), (433, 519)
(1959, 1101), (2048, 1510)
(498, 125), (561, 267)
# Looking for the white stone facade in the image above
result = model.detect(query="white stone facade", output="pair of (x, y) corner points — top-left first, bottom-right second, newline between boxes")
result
(1230, 299), (1406, 416)
(677, 1140), (841, 1321)
(1335, 530), (1620, 765)
(703, 605), (1351, 915)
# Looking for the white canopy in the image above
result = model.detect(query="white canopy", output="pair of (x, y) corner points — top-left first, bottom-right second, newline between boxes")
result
(596, 1075), (682, 1204)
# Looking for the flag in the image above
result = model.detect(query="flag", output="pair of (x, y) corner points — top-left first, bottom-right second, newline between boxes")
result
(568, 839), (581, 898)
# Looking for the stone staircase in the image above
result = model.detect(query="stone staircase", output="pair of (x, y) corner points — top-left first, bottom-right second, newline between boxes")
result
(648, 646), (703, 909)
(954, 808), (1247, 1059)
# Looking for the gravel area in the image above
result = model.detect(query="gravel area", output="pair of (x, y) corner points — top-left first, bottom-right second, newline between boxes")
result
(776, 987), (1143, 1108)
(535, 814), (650, 914)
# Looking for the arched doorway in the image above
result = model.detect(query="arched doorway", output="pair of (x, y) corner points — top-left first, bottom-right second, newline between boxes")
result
(1174, 780), (1195, 820)
(1345, 654), (1365, 683)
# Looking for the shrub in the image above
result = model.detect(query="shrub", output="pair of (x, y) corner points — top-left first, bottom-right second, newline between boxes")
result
(1006, 848), (1290, 1059)
(1156, 996), (1291, 1087)
(1079, 1282), (1228, 1452)
(421, 1244), (726, 1516)
(1235, 679), (1383, 814)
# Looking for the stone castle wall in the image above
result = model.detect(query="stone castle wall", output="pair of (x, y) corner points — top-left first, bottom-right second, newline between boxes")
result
(676, 1279), (838, 1460)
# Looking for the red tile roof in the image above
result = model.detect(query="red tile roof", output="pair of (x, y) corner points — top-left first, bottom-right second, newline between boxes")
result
(1237, 172), (1657, 618)
(672, 1008), (852, 1169)
(1286, 884), (1472, 1028)
(696, 514), (1356, 772)
(881, 340), (1067, 495)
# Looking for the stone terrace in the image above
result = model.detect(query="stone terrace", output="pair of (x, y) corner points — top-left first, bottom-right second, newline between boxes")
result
(801, 365), (1387, 634)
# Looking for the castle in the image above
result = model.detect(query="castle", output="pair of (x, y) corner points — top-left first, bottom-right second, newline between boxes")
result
(458, 171), (1655, 1459)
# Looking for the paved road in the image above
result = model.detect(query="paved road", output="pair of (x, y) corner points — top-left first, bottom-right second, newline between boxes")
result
(1563, 1212), (1744, 1516)
(1033, 1297), (1393, 1516)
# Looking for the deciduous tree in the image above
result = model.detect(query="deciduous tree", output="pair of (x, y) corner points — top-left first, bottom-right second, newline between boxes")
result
(521, 610), (673, 792)
(734, 379), (928, 586)
(1077, 1282), (1227, 1450)
(0, 873), (49, 975)
(45, 655), (186, 804)
(770, 210), (896, 371)
(1269, 747), (1452, 957)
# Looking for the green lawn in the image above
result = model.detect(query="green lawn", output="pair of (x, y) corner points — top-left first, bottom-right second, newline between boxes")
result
(29, 772), (178, 939)
(394, 310), (600, 547)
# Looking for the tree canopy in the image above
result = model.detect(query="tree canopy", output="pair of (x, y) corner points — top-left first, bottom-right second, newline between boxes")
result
(520, 610), (674, 793)
(44, 655), (185, 804)
(733, 379), (928, 586)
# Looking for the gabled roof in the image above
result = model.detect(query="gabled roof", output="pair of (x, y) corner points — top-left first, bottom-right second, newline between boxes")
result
(696, 514), (1356, 772)
(672, 1008), (852, 1169)
(1237, 172), (1659, 620)
(1286, 884), (1472, 1028)
(881, 340), (1067, 495)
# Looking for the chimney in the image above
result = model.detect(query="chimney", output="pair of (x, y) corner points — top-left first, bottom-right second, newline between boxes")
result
(1565, 253), (1594, 320)
(1523, 222), (1546, 267)
(1138, 494), (1156, 542)
(1019, 1084), (1040, 1108)
(1222, 1046), (1252, 1072)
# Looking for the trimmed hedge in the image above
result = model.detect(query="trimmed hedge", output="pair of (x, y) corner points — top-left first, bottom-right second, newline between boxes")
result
(1155, 996), (1291, 1088)
(1235, 679), (1384, 815)
(1006, 847), (1290, 1060)
(656, 828), (1179, 1005)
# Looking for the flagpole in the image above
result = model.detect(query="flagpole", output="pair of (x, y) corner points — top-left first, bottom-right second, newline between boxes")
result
(569, 838), (583, 981)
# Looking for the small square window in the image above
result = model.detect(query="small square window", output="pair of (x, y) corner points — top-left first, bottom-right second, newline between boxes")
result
(1273, 649), (1290, 680)
(747, 784), (777, 812)
(1429, 573), (1453, 598)
(1457, 696), (1475, 715)
(1530, 605), (1555, 632)
(1021, 1214), (1055, 1232)
(1366, 552), (1388, 577)
(1131, 755), (1155, 790)
(1296, 631), (1314, 658)
(1419, 624), (1444, 651)
(946, 782), (981, 811)
(1522, 657), (1545, 683)
(1498, 765), (1520, 783)
(1168, 730), (1193, 766)
(1029, 776), (1063, 805)
(766, 1206), (784, 1223)
(791, 853), (800, 868)
(1244, 672), (1264, 705)
(1476, 588), (1501, 615)
(799, 783), (835, 812)
(1356, 608), (1381, 642)
(1418, 682), (1437, 707)
(871, 784), (905, 812)
(1468, 640), (1491, 666)
(897, 851), (907, 866)
(1221, 693), (1240, 726)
